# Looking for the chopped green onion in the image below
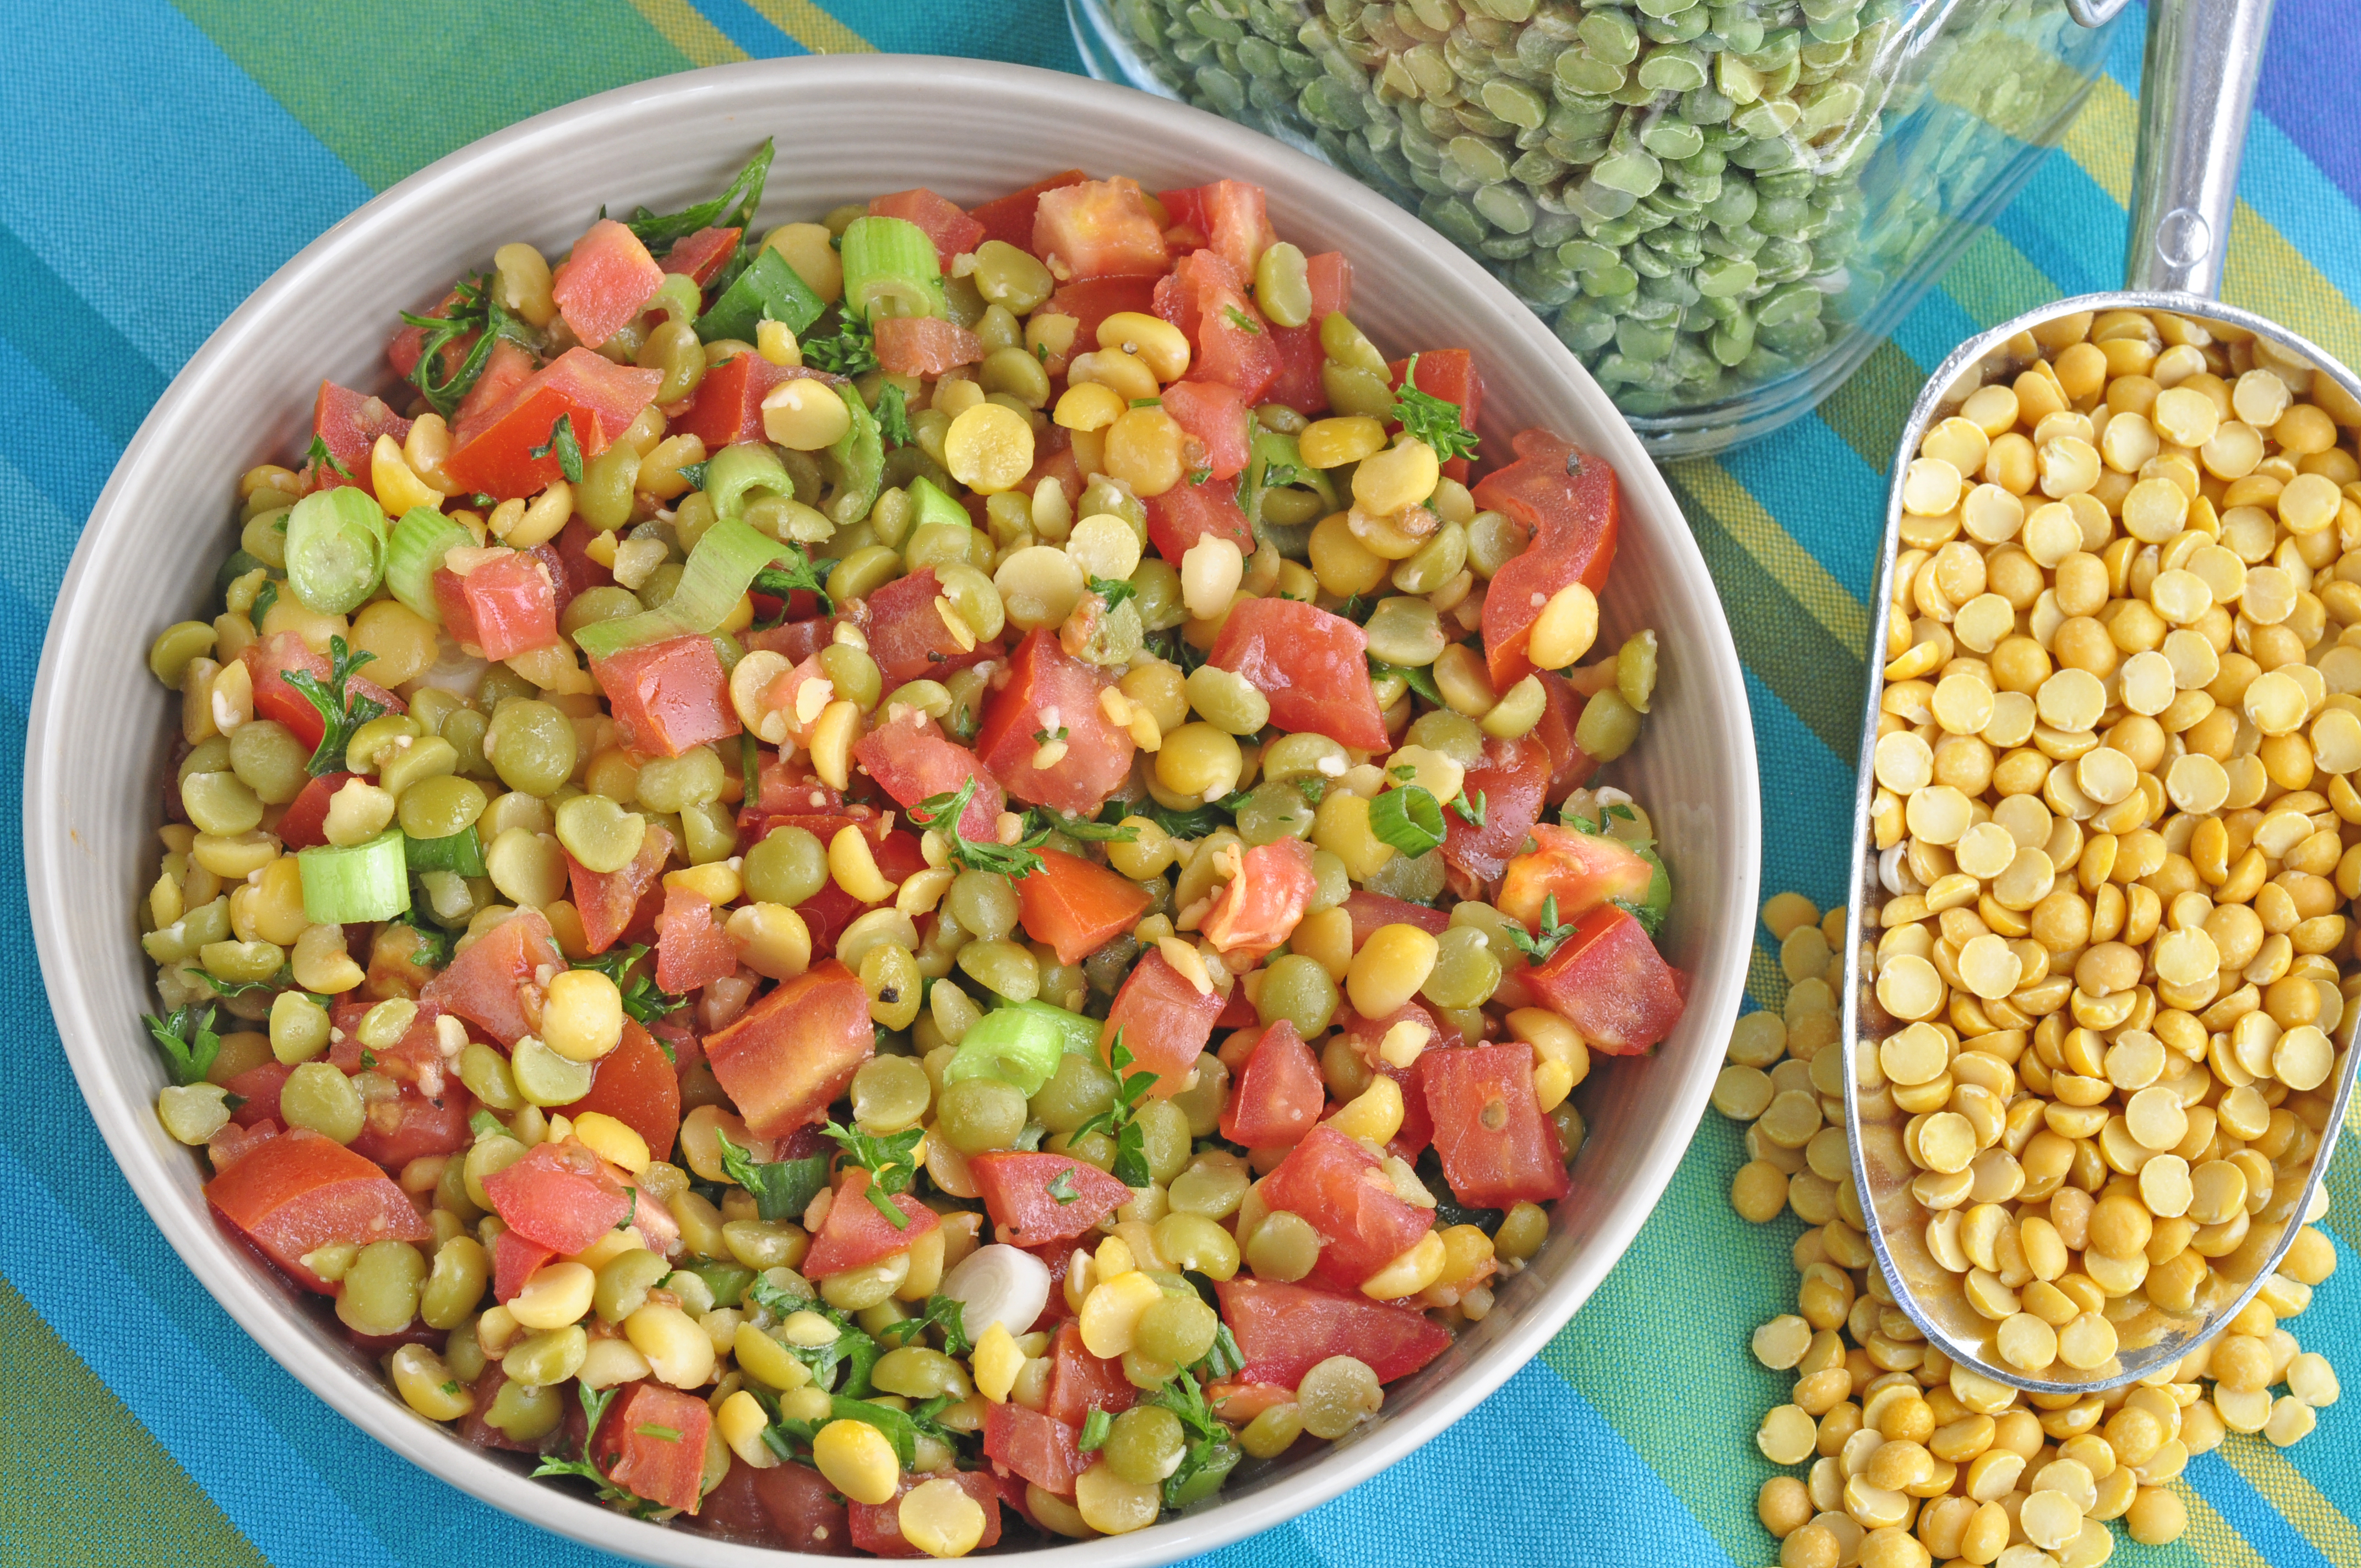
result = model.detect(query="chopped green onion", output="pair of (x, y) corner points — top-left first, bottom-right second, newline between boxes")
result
(695, 247), (825, 342)
(383, 507), (473, 623)
(703, 442), (792, 522)
(827, 385), (885, 526)
(404, 826), (486, 877)
(839, 216), (941, 321)
(574, 516), (789, 662)
(297, 832), (411, 923)
(1368, 785), (1447, 857)
(283, 488), (387, 616)
(906, 475), (970, 533)
(941, 1001), (1091, 1096)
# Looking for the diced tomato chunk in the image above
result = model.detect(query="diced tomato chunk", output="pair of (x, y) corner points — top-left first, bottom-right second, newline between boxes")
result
(223, 1061), (291, 1129)
(1264, 252), (1353, 412)
(204, 1128), (429, 1293)
(673, 354), (818, 449)
(451, 339), (538, 448)
(1477, 429), (1620, 692)
(1142, 472), (1254, 567)
(1176, 252), (1277, 403)
(430, 551), (561, 660)
(1032, 177), (1169, 280)
(869, 188), (986, 270)
(492, 1229), (556, 1304)
(556, 1020), (682, 1163)
(243, 633), (403, 753)
(874, 315), (983, 378)
(569, 823), (675, 955)
(662, 225), (741, 285)
(1035, 276), (1158, 353)
(1523, 906), (1687, 1055)
(852, 713), (1002, 840)
(861, 567), (1003, 687)
(971, 169), (1089, 254)
(1218, 1019), (1323, 1148)
(970, 1152), (1132, 1249)
(1423, 1042), (1569, 1207)
(1440, 737), (1551, 890)
(1215, 1277), (1451, 1387)
(308, 382), (412, 498)
(1194, 179), (1277, 282)
(482, 1138), (634, 1254)
(1015, 847), (1150, 965)
(1497, 824), (1657, 932)
(1045, 1320), (1138, 1428)
(974, 628), (1134, 815)
(1531, 669), (1600, 802)
(552, 219), (665, 350)
(1340, 890), (1449, 949)
(655, 885), (737, 994)
(443, 348), (662, 500)
(420, 908), (563, 1048)
(1158, 380), (1252, 481)
(1386, 350), (1486, 484)
(1100, 949), (1227, 1097)
(1260, 1125), (1435, 1292)
(592, 1382), (712, 1515)
(703, 960), (874, 1136)
(349, 1078), (475, 1173)
(696, 1454), (850, 1551)
(591, 634), (739, 759)
(802, 1167), (939, 1277)
(1200, 837), (1317, 959)
(1209, 597), (1388, 751)
(848, 1471), (1003, 1558)
(276, 771), (358, 851)
(983, 1402), (1086, 1497)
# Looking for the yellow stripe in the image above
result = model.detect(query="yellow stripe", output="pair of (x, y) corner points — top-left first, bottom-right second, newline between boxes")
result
(2060, 77), (2136, 205)
(624, 0), (746, 66)
(2221, 1442), (2361, 1565)
(2180, 1484), (2279, 1568)
(743, 0), (874, 52)
(1674, 459), (1872, 655)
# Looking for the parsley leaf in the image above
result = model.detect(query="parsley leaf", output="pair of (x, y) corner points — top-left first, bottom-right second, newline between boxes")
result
(714, 1127), (831, 1223)
(1450, 788), (1487, 827)
(1187, 464), (1212, 486)
(1129, 396), (1163, 409)
(1368, 657), (1444, 706)
(752, 544), (836, 616)
(874, 382), (913, 449)
(396, 274), (529, 420)
(570, 945), (688, 1026)
(745, 1272), (807, 1322)
(822, 1120), (927, 1228)
(676, 459), (710, 491)
(1088, 574), (1138, 611)
(469, 1109), (505, 1140)
(801, 317), (878, 376)
(1046, 1168), (1080, 1204)
(1367, 785), (1447, 857)
(1144, 1367), (1245, 1510)
(634, 1423), (682, 1442)
(531, 1384), (664, 1517)
(909, 777), (1049, 878)
(1078, 1408), (1113, 1452)
(528, 412), (585, 483)
(304, 433), (351, 480)
(625, 139), (773, 249)
(765, 1304), (881, 1397)
(878, 1294), (975, 1359)
(390, 906), (454, 968)
(1260, 460), (1301, 490)
(1136, 798), (1230, 840)
(144, 1005), (220, 1086)
(1024, 806), (1139, 844)
(1032, 725), (1069, 745)
(1505, 892), (1577, 963)
(1392, 353), (1479, 464)
(1070, 1032), (1157, 1188)
(1222, 304), (1263, 335)
(280, 635), (387, 776)
(249, 579), (280, 627)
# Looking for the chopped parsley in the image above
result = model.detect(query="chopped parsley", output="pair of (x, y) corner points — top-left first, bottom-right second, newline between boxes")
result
(531, 1385), (664, 1517)
(1025, 806), (1140, 844)
(1505, 892), (1577, 963)
(1450, 789), (1488, 827)
(878, 1294), (975, 1359)
(800, 317), (878, 377)
(1392, 353), (1479, 464)
(143, 1005), (221, 1086)
(395, 273), (530, 420)
(1089, 574), (1138, 611)
(1046, 1167), (1080, 1204)
(1070, 1032), (1157, 1188)
(714, 1127), (830, 1223)
(1187, 464), (1212, 487)
(874, 382), (913, 449)
(1078, 1408), (1113, 1452)
(821, 1120), (927, 1229)
(1033, 725), (1069, 745)
(622, 138), (773, 249)
(527, 412), (585, 483)
(281, 635), (387, 776)
(1367, 657), (1444, 707)
(1143, 1367), (1244, 1509)
(1222, 304), (1263, 335)
(752, 543), (835, 616)
(910, 776), (1050, 878)
(304, 433), (351, 480)
(676, 459), (710, 491)
(570, 944), (687, 1025)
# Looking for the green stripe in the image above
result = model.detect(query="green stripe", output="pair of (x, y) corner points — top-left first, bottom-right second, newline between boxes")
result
(1928, 226), (2061, 334)
(172, 0), (696, 193)
(1811, 339), (1922, 481)
(0, 1279), (270, 1568)
(1666, 471), (1867, 758)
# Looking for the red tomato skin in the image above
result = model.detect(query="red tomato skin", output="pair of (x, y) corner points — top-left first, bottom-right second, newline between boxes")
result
(1192, 280), (1277, 403)
(704, 960), (874, 1137)
(557, 1021), (682, 1162)
(1335, 1002), (1454, 1160)
(1214, 1276), (1451, 1387)
(861, 567), (1003, 687)
(695, 1455), (854, 1553)
(242, 633), (404, 753)
(1530, 669), (1601, 802)
(1015, 847), (1151, 966)
(873, 315), (984, 378)
(1200, 837), (1318, 960)
(1477, 429), (1620, 692)
(387, 287), (470, 384)
(1046, 1320), (1138, 1428)
(1100, 949), (1227, 1097)
(655, 885), (738, 995)
(1158, 380), (1252, 481)
(552, 516), (618, 600)
(983, 1402), (1086, 1497)
(429, 551), (561, 660)
(492, 1228), (556, 1304)
(1195, 179), (1277, 281)
(848, 1471), (1003, 1558)
(443, 349), (662, 500)
(276, 771), (358, 850)
(1032, 177), (1170, 280)
(594, 1382), (713, 1515)
(1036, 275), (1159, 352)
(1497, 824), (1656, 931)
(204, 1128), (431, 1292)
(460, 1365), (560, 1455)
(1218, 1019), (1323, 1147)
(1208, 597), (1389, 751)
(743, 617), (830, 666)
(801, 1168), (940, 1277)
(482, 1139), (634, 1254)
(1423, 1042), (1569, 1207)
(868, 188), (987, 271)
(672, 354), (807, 449)
(971, 170), (1089, 253)
(591, 634), (740, 759)
(420, 908), (564, 1048)
(1260, 1125), (1435, 1292)
(451, 339), (538, 448)
(1440, 736), (1552, 890)
(569, 823), (676, 955)
(1525, 905), (1686, 1055)
(1141, 472), (1254, 567)
(551, 219), (666, 350)
(224, 1061), (292, 1129)
(850, 714), (1003, 840)
(969, 1152), (1133, 1248)
(1340, 890), (1450, 949)
(1386, 350), (1486, 483)
(973, 628), (1135, 815)
(1262, 251), (1353, 413)
(349, 1079), (476, 1172)
(662, 225), (741, 285)
(308, 382), (412, 497)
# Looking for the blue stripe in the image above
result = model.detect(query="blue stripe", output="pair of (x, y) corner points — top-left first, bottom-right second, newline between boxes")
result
(0, 329), (123, 529)
(821, 0), (1088, 70)
(2254, 0), (2361, 211)
(2238, 113), (2361, 304)
(2185, 1451), (2338, 1568)
(1887, 283), (1983, 382)
(694, 0), (810, 58)
(1717, 416), (1886, 602)
(0, 222), (166, 449)
(1986, 154), (2129, 303)
(2284, 1228), (2361, 1517)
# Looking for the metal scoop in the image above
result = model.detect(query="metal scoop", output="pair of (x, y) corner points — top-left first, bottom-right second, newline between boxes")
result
(1843, 0), (2360, 1394)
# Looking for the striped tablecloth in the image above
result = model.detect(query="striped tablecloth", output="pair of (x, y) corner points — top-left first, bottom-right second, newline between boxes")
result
(3, 3), (2356, 1564)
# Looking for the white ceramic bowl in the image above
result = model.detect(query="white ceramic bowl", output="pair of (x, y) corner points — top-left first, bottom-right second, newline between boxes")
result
(26, 55), (1759, 1566)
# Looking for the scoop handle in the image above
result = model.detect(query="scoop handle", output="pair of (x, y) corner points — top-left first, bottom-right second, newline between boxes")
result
(2124, 0), (2277, 297)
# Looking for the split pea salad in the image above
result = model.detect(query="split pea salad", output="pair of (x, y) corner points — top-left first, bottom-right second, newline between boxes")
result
(1712, 308), (2358, 1568)
(139, 141), (1690, 1554)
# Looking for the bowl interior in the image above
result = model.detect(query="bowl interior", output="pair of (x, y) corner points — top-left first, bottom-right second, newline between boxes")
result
(26, 55), (1760, 1567)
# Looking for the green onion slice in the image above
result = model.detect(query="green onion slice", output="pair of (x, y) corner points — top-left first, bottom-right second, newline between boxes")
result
(574, 515), (788, 662)
(284, 487), (388, 616)
(940, 1003), (1076, 1096)
(297, 831), (411, 923)
(384, 507), (474, 623)
(906, 474), (971, 534)
(1368, 784), (1448, 857)
(703, 442), (792, 523)
(839, 215), (941, 322)
(404, 826), (486, 878)
(695, 247), (825, 342)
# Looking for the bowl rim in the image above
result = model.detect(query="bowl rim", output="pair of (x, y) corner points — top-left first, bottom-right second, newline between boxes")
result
(25, 52), (1760, 1567)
